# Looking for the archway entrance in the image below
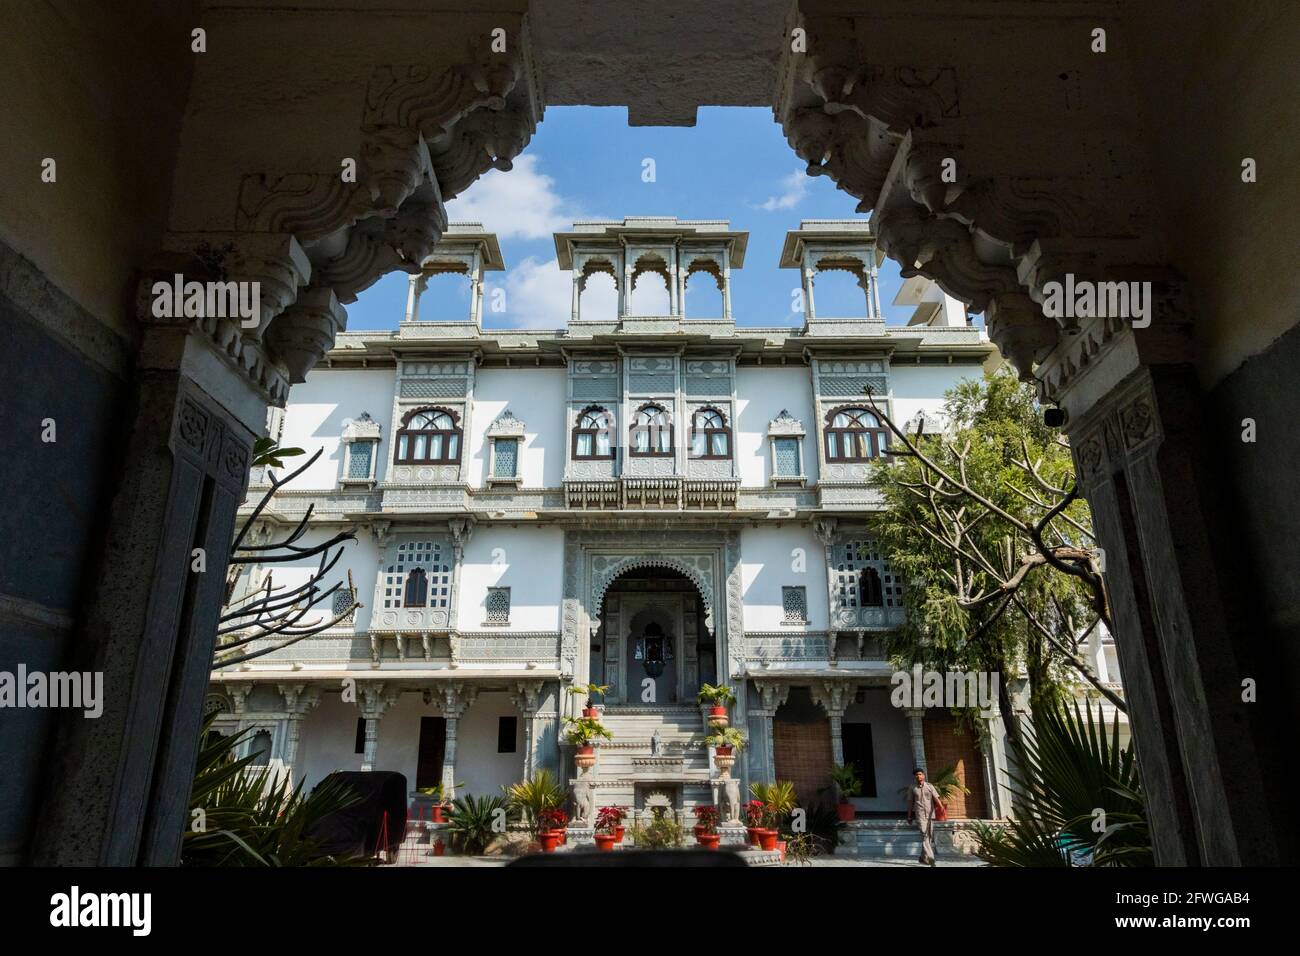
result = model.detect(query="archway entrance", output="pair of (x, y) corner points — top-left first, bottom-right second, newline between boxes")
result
(592, 567), (715, 706)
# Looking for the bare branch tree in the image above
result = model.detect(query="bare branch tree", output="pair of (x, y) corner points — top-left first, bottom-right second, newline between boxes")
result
(213, 446), (361, 671)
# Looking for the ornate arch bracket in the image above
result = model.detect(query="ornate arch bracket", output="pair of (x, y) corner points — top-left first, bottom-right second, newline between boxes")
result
(590, 555), (716, 636)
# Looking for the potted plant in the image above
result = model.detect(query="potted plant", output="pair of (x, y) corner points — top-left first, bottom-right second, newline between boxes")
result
(564, 715), (614, 770)
(693, 805), (722, 849)
(930, 763), (970, 821)
(598, 805), (628, 843)
(830, 763), (862, 822)
(704, 725), (744, 772)
(538, 808), (567, 852)
(504, 769), (568, 840)
(744, 800), (765, 846)
(697, 683), (736, 727)
(594, 806), (624, 851)
(750, 781), (798, 853)
(567, 682), (610, 719)
(417, 784), (452, 823)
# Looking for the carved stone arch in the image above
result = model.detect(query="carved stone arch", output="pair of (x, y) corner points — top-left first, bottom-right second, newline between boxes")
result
(683, 256), (724, 291)
(630, 253), (671, 290)
(591, 556), (715, 636)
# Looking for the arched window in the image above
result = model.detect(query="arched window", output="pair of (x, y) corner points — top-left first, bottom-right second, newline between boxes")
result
(630, 404), (673, 457)
(690, 406), (730, 459)
(859, 567), (884, 607)
(824, 406), (888, 462)
(403, 567), (429, 607)
(572, 405), (614, 459)
(395, 407), (462, 464)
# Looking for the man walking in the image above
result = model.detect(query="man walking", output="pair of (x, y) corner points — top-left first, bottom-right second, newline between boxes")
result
(906, 767), (943, 866)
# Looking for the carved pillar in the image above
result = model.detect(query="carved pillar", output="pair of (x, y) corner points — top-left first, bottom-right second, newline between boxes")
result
(811, 680), (852, 766)
(802, 266), (816, 321)
(359, 684), (399, 773)
(905, 709), (927, 774)
(438, 682), (478, 794)
(752, 680), (789, 785)
(511, 680), (544, 779)
(278, 683), (321, 787)
(721, 247), (733, 321)
(570, 270), (581, 322)
(1064, 352), (1281, 865)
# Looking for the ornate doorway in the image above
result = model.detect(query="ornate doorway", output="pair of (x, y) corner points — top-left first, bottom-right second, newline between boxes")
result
(596, 566), (714, 705)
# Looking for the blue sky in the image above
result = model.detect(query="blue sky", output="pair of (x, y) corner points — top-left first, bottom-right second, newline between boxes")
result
(346, 106), (913, 331)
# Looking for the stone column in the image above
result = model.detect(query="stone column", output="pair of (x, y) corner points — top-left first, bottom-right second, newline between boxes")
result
(752, 680), (789, 785)
(905, 709), (927, 774)
(405, 273), (427, 323)
(277, 683), (321, 788)
(359, 684), (399, 773)
(570, 270), (581, 322)
(721, 247), (733, 321)
(438, 682), (478, 795)
(28, 244), (312, 865)
(811, 680), (852, 767)
(802, 265), (816, 321)
(511, 680), (545, 779)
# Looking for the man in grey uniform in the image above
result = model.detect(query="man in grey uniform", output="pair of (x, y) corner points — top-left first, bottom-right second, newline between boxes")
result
(906, 768), (943, 866)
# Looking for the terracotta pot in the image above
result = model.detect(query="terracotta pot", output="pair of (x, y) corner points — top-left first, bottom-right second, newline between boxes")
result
(575, 745), (597, 770)
(583, 707), (600, 719)
(614, 825), (626, 843)
(697, 832), (721, 850)
(594, 833), (618, 851)
(430, 805), (446, 824)
(777, 839), (787, 862)
(757, 828), (779, 852)
(432, 840), (445, 857)
(836, 801), (856, 822)
(707, 705), (728, 728)
(746, 826), (761, 846)
(935, 801), (949, 821)
(693, 824), (707, 839)
(539, 831), (561, 853)
(715, 744), (733, 756)
(558, 828), (567, 845)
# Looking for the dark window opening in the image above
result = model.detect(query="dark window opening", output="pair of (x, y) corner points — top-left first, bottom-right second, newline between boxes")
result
(497, 716), (518, 754)
(416, 716), (447, 790)
(354, 717), (366, 755)
(842, 723), (877, 798)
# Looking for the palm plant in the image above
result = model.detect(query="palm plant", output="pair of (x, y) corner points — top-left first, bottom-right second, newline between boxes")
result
(447, 794), (509, 855)
(703, 725), (745, 751)
(930, 764), (971, 803)
(184, 714), (368, 866)
(562, 715), (614, 746)
(974, 700), (1150, 867)
(830, 763), (862, 799)
(504, 769), (568, 837)
(696, 683), (736, 707)
(750, 780), (798, 831)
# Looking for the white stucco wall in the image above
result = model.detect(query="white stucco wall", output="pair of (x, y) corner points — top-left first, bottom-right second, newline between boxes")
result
(735, 366), (818, 487)
(468, 367), (567, 488)
(276, 368), (397, 489)
(888, 363), (985, 429)
(298, 693), (364, 789)
(739, 525), (829, 631)
(455, 692), (526, 798)
(455, 525), (564, 631)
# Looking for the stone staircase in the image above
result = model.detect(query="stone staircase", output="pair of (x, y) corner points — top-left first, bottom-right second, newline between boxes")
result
(583, 705), (715, 810)
(835, 820), (985, 860)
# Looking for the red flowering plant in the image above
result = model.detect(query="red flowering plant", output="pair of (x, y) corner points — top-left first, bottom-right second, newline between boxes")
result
(693, 804), (721, 835)
(744, 800), (766, 828)
(595, 806), (626, 834)
(539, 808), (568, 833)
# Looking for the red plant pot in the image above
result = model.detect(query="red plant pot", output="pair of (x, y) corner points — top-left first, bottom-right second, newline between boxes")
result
(836, 801), (856, 823)
(746, 827), (761, 846)
(777, 839), (787, 861)
(575, 745), (597, 770)
(594, 833), (618, 851)
(934, 802), (949, 821)
(757, 828), (779, 852)
(583, 707), (600, 718)
(714, 744), (733, 757)
(558, 828), (567, 846)
(614, 826), (626, 843)
(709, 705), (728, 718)
(432, 840), (445, 857)
(430, 805), (446, 824)
(538, 831), (561, 853)
(697, 832), (721, 850)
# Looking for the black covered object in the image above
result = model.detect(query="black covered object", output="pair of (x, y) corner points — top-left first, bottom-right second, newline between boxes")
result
(304, 771), (408, 857)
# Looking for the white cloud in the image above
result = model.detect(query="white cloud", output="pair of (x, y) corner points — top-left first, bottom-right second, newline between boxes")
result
(755, 169), (810, 212)
(444, 154), (576, 240)
(485, 256), (619, 329)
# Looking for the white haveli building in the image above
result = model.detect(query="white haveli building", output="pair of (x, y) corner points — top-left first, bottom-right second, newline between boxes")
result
(208, 217), (1122, 836)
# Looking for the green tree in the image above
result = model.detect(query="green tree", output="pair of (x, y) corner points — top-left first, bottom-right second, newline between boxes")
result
(866, 372), (1122, 748)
